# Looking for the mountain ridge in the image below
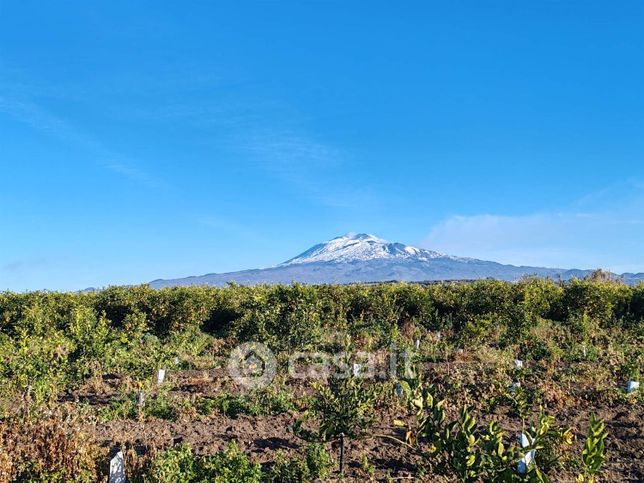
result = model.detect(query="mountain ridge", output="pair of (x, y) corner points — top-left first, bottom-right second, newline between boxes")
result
(280, 233), (451, 265)
(149, 233), (644, 288)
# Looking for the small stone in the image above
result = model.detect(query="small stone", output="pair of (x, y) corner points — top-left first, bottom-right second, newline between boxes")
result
(514, 359), (523, 370)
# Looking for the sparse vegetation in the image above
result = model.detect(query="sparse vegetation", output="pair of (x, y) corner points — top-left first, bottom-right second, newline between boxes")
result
(0, 278), (641, 480)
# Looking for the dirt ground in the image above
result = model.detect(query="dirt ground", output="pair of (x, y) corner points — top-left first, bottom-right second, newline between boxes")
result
(67, 368), (644, 482)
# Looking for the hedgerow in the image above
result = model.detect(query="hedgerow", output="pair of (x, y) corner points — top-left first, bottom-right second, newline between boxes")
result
(1, 278), (642, 339)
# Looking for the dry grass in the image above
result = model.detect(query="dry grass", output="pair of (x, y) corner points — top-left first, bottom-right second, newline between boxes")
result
(0, 405), (99, 482)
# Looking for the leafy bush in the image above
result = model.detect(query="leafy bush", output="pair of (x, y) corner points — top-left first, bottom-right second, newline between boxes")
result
(263, 444), (333, 482)
(395, 373), (577, 481)
(559, 278), (632, 328)
(231, 284), (325, 350)
(145, 392), (179, 421)
(197, 387), (296, 418)
(145, 444), (197, 482)
(0, 331), (71, 408)
(145, 442), (262, 482)
(579, 415), (608, 482)
(295, 375), (380, 442)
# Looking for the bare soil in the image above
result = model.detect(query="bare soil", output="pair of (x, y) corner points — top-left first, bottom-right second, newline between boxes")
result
(67, 368), (644, 482)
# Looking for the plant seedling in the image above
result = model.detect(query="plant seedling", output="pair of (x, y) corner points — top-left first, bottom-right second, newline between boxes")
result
(580, 415), (608, 482)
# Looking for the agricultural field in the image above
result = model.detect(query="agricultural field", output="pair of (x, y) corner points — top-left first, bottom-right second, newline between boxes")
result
(0, 278), (642, 482)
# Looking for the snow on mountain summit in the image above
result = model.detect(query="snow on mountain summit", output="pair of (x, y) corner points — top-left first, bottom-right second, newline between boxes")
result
(281, 233), (447, 265)
(148, 232), (644, 288)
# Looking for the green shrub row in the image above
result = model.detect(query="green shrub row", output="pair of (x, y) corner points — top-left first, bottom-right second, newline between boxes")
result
(1, 278), (642, 341)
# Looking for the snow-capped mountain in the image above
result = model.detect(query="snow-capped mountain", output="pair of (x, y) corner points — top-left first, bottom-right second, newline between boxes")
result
(281, 233), (448, 265)
(149, 233), (643, 288)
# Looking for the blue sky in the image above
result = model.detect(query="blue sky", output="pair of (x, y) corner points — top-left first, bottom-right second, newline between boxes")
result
(1, 1), (643, 291)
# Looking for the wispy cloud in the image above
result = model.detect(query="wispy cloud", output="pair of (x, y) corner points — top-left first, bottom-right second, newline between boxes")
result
(422, 182), (644, 272)
(2, 63), (372, 207)
(1, 257), (51, 274)
(235, 129), (378, 210)
(102, 162), (166, 188)
(0, 96), (101, 151)
(96, 75), (376, 210)
(128, 97), (374, 209)
(0, 75), (165, 188)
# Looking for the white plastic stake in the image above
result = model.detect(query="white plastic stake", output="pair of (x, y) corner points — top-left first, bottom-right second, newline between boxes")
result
(514, 359), (523, 370)
(517, 449), (535, 474)
(415, 339), (420, 349)
(517, 432), (534, 474)
(174, 356), (180, 365)
(352, 363), (362, 377)
(136, 390), (145, 407)
(109, 451), (125, 483)
(627, 380), (640, 393)
(157, 368), (166, 385)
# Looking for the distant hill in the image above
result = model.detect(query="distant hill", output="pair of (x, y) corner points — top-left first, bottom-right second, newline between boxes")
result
(149, 233), (644, 288)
